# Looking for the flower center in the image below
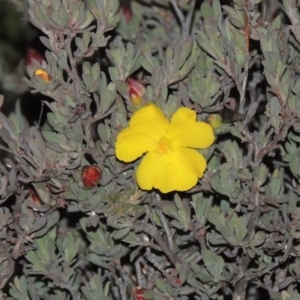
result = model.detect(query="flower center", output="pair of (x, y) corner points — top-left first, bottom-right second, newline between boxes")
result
(155, 138), (171, 154)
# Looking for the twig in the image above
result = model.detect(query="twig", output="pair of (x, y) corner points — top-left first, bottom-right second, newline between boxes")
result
(232, 278), (247, 300)
(184, 0), (196, 36)
(157, 208), (174, 251)
(154, 193), (174, 251)
(135, 221), (181, 266)
(239, 14), (250, 113)
(134, 259), (144, 288)
(36, 101), (44, 128)
(0, 145), (19, 157)
(244, 206), (260, 241)
(144, 249), (177, 286)
(66, 35), (82, 104)
(49, 269), (81, 300)
(255, 122), (292, 165)
(115, 263), (129, 300)
(239, 6), (250, 114)
(169, 0), (196, 38)
(169, 0), (185, 32)
(83, 119), (95, 149)
(92, 106), (116, 124)
(239, 57), (250, 115)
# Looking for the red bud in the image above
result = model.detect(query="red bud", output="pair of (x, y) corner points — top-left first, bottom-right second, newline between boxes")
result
(81, 165), (102, 188)
(26, 47), (44, 66)
(127, 78), (145, 106)
(120, 0), (132, 23)
(134, 289), (147, 300)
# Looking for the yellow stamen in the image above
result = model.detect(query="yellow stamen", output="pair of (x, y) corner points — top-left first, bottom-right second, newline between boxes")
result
(155, 138), (171, 154)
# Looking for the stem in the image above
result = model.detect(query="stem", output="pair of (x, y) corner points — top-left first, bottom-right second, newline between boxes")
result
(169, 0), (185, 32)
(135, 259), (144, 288)
(185, 0), (196, 36)
(239, 57), (250, 114)
(144, 249), (177, 285)
(239, 8), (250, 114)
(154, 193), (174, 251)
(0, 145), (19, 157)
(255, 122), (291, 165)
(136, 221), (181, 266)
(115, 262), (129, 300)
(157, 209), (174, 251)
(169, 0), (196, 38)
(66, 36), (82, 104)
(49, 271), (81, 300)
(92, 106), (116, 123)
(83, 119), (95, 149)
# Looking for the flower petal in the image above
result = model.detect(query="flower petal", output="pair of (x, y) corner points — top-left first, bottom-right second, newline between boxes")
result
(129, 104), (169, 137)
(116, 104), (170, 162)
(116, 127), (156, 162)
(136, 152), (179, 193)
(136, 147), (207, 193)
(171, 148), (207, 191)
(168, 107), (214, 149)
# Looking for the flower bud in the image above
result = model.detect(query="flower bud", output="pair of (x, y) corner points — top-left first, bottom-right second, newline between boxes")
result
(34, 69), (50, 83)
(120, 0), (132, 23)
(207, 114), (222, 131)
(134, 289), (147, 300)
(81, 165), (102, 188)
(127, 78), (145, 106)
(26, 47), (44, 67)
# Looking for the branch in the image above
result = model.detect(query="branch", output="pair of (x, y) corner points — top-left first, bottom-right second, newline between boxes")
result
(239, 10), (250, 114)
(184, 0), (196, 37)
(66, 35), (82, 104)
(255, 122), (292, 165)
(169, 0), (185, 30)
(135, 221), (181, 266)
(154, 193), (174, 251)
(169, 0), (196, 38)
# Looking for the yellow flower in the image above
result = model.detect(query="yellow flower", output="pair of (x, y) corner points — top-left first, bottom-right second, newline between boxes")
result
(115, 104), (215, 193)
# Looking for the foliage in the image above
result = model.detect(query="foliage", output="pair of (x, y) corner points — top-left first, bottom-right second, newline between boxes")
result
(0, 0), (300, 299)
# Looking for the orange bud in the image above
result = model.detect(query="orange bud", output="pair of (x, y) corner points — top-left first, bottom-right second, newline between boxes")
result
(127, 78), (145, 106)
(34, 69), (50, 83)
(81, 165), (102, 189)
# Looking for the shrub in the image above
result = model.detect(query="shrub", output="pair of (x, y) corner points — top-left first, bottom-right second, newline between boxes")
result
(0, 0), (299, 299)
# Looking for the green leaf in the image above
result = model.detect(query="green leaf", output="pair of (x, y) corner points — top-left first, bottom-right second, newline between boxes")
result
(192, 193), (212, 224)
(87, 254), (109, 269)
(113, 227), (131, 240)
(155, 278), (168, 293)
(251, 231), (266, 247)
(207, 210), (226, 229)
(202, 248), (224, 280)
(63, 232), (80, 263)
